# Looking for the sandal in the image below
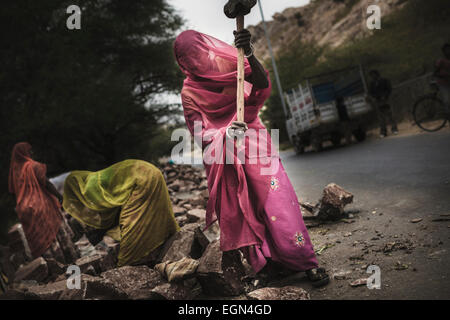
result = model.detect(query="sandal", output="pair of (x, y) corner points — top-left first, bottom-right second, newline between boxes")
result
(306, 267), (330, 288)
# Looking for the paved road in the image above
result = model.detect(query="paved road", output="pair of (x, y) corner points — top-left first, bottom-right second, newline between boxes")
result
(279, 131), (450, 299)
(282, 131), (450, 219)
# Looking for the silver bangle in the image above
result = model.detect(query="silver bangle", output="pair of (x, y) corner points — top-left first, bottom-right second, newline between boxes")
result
(244, 50), (254, 59)
(244, 43), (254, 58)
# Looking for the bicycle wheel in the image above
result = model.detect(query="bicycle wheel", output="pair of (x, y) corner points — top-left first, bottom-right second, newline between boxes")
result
(413, 95), (448, 132)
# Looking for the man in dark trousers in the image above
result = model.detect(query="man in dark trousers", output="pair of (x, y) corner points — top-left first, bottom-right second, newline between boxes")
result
(368, 70), (398, 137)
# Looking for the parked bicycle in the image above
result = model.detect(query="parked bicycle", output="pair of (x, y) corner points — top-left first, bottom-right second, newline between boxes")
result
(413, 81), (450, 132)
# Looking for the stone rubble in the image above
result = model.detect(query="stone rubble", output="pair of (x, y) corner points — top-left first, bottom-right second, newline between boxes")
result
(0, 163), (313, 300)
(318, 183), (354, 221)
(196, 240), (246, 297)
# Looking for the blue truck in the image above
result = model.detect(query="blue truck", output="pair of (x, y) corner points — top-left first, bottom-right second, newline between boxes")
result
(285, 65), (374, 153)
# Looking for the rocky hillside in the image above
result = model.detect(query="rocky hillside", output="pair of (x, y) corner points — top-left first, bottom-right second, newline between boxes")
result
(249, 0), (407, 62)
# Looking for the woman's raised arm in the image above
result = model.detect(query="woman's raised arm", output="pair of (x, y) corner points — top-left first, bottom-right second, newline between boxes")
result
(234, 29), (269, 89)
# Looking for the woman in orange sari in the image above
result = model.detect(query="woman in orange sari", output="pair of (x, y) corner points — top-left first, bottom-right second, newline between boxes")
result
(8, 142), (66, 259)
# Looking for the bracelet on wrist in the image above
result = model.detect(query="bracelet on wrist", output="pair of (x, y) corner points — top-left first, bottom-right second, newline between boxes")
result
(244, 43), (255, 58)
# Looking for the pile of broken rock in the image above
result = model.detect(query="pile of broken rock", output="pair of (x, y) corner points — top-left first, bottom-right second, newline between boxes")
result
(0, 163), (310, 300)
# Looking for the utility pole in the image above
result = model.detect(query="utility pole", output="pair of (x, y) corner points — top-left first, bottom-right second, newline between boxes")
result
(258, 0), (288, 118)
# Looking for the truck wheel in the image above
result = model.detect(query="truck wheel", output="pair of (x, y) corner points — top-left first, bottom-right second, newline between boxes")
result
(312, 137), (323, 152)
(353, 128), (367, 142)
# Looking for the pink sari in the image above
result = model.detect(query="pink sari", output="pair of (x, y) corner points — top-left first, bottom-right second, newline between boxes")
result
(175, 30), (318, 272)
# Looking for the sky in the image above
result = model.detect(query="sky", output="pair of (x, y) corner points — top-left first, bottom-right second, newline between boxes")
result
(157, 0), (310, 104)
(168, 0), (310, 44)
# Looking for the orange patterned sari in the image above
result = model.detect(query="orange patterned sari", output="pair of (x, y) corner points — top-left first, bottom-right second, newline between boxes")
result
(8, 142), (62, 258)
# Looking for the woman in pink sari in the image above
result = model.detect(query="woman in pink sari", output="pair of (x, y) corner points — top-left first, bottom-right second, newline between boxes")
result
(174, 29), (328, 286)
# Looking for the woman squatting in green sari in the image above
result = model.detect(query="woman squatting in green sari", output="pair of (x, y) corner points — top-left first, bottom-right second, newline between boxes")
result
(63, 159), (180, 267)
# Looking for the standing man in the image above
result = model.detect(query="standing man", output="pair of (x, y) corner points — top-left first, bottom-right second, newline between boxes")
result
(434, 43), (450, 107)
(368, 70), (398, 138)
(335, 96), (352, 145)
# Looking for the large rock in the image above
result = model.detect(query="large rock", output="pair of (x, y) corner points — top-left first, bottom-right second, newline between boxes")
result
(158, 224), (203, 262)
(247, 286), (310, 300)
(82, 274), (128, 300)
(75, 253), (105, 275)
(9, 252), (29, 270)
(7, 224), (32, 261)
(175, 215), (188, 228)
(45, 258), (65, 280)
(172, 206), (187, 217)
(54, 274), (128, 300)
(190, 195), (207, 208)
(194, 222), (220, 252)
(186, 209), (206, 223)
(11, 279), (39, 290)
(27, 280), (68, 300)
(196, 240), (246, 296)
(76, 249), (116, 274)
(318, 183), (353, 220)
(175, 192), (194, 201)
(14, 257), (48, 283)
(2, 280), (39, 299)
(0, 288), (40, 300)
(100, 266), (164, 299)
(60, 274), (129, 300)
(168, 179), (183, 192)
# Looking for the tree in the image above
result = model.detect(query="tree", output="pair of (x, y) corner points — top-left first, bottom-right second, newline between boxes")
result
(0, 0), (184, 242)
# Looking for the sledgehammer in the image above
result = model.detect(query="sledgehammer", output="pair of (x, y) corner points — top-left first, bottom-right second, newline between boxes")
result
(224, 0), (257, 140)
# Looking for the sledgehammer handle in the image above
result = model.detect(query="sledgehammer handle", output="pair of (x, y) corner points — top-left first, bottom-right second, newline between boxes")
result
(236, 15), (245, 123)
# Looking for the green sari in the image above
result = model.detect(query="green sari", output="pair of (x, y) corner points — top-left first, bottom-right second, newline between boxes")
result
(63, 160), (179, 266)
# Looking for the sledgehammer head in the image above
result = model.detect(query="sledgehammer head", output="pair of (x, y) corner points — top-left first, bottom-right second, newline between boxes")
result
(224, 0), (257, 18)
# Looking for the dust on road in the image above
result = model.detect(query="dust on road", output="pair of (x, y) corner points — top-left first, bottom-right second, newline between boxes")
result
(280, 126), (450, 299)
